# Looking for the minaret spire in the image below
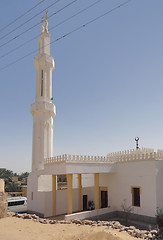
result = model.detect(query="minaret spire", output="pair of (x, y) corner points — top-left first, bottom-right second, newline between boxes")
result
(44, 9), (49, 33)
(40, 16), (45, 33)
(31, 11), (56, 171)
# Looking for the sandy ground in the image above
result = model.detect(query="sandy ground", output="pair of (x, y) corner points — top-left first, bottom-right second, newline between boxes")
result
(0, 217), (141, 240)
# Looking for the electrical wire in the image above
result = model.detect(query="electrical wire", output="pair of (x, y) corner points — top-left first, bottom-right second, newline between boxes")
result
(0, 0), (78, 48)
(0, 0), (132, 72)
(0, 0), (104, 60)
(0, 0), (61, 40)
(0, 0), (47, 32)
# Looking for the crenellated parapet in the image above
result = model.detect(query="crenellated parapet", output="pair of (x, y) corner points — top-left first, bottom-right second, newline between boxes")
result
(44, 148), (163, 165)
(107, 148), (163, 163)
(44, 154), (108, 164)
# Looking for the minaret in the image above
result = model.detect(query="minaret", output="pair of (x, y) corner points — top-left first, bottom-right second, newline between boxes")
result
(31, 11), (56, 171)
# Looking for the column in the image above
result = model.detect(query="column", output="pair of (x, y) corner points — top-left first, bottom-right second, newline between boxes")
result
(52, 174), (56, 216)
(94, 173), (99, 209)
(78, 174), (82, 211)
(67, 174), (72, 214)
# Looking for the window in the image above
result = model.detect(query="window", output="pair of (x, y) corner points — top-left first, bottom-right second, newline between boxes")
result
(41, 70), (43, 96)
(8, 200), (25, 207)
(132, 187), (140, 207)
(31, 192), (33, 200)
(57, 175), (67, 190)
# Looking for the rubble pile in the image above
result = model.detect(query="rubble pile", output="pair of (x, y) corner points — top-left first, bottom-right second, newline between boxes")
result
(8, 212), (162, 240)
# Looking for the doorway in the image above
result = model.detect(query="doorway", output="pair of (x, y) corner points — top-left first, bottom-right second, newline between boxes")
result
(101, 191), (108, 208)
(83, 195), (88, 211)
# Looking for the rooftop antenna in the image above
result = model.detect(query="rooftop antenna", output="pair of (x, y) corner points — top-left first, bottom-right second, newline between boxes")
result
(135, 137), (139, 150)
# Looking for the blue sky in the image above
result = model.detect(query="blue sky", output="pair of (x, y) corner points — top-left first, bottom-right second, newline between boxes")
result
(0, 0), (163, 173)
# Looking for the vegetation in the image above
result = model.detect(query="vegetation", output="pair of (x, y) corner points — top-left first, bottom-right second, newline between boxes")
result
(0, 168), (29, 192)
(121, 199), (134, 225)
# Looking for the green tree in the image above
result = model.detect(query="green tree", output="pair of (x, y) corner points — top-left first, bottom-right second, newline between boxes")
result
(0, 168), (18, 192)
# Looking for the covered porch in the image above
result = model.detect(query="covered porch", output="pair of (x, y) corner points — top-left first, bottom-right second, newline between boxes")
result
(37, 154), (116, 217)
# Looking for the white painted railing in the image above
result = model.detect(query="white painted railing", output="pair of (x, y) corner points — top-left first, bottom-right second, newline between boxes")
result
(44, 154), (108, 164)
(107, 148), (163, 163)
(44, 148), (163, 165)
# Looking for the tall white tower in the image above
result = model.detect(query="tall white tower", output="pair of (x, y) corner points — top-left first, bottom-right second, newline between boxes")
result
(31, 13), (56, 171)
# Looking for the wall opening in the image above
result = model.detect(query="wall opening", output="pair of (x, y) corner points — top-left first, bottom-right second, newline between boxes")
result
(132, 187), (140, 207)
(41, 69), (43, 96)
(101, 191), (108, 208)
(83, 195), (88, 211)
(57, 175), (67, 190)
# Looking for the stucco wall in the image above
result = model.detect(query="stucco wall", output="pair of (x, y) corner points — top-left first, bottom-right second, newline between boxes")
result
(44, 191), (53, 217)
(99, 161), (157, 217)
(27, 173), (39, 213)
(38, 175), (52, 191)
(56, 189), (67, 215)
(82, 187), (94, 203)
(73, 174), (94, 188)
(156, 160), (163, 209)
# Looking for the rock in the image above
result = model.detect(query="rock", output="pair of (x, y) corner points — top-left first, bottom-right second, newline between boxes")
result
(31, 214), (39, 220)
(39, 219), (48, 224)
(91, 223), (97, 226)
(148, 233), (153, 239)
(97, 222), (103, 226)
(134, 229), (143, 238)
(128, 226), (136, 230)
(22, 213), (32, 219)
(150, 230), (158, 234)
(127, 229), (134, 235)
(83, 220), (93, 225)
(49, 220), (56, 224)
(71, 219), (82, 224)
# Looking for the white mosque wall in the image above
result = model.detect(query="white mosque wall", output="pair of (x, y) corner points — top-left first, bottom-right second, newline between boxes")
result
(156, 160), (163, 209)
(82, 187), (94, 202)
(27, 173), (39, 212)
(72, 174), (94, 188)
(56, 189), (67, 215)
(99, 160), (157, 217)
(38, 175), (52, 191)
(82, 174), (94, 187)
(44, 191), (53, 217)
(72, 189), (78, 212)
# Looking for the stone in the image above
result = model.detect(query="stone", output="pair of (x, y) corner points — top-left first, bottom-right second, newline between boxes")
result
(39, 219), (48, 224)
(128, 226), (136, 230)
(49, 220), (56, 224)
(22, 213), (32, 219)
(148, 233), (153, 239)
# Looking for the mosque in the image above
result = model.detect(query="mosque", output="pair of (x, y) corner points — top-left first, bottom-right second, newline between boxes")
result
(27, 14), (163, 224)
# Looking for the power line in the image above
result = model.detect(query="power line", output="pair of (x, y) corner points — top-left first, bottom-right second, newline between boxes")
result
(0, 0), (78, 48)
(0, 0), (132, 72)
(0, 0), (104, 60)
(0, 0), (47, 32)
(0, 0), (61, 40)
